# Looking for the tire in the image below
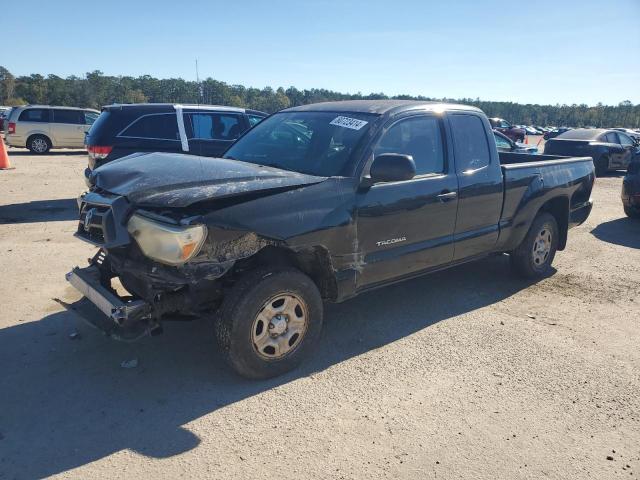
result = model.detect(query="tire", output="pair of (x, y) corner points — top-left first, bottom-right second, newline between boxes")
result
(215, 267), (323, 379)
(511, 212), (559, 278)
(624, 205), (640, 219)
(27, 135), (51, 154)
(594, 155), (609, 177)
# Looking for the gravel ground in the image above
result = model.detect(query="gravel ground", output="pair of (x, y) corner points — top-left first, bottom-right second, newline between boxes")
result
(0, 148), (638, 479)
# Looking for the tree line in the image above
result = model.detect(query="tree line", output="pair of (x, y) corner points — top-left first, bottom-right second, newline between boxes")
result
(1, 66), (638, 128)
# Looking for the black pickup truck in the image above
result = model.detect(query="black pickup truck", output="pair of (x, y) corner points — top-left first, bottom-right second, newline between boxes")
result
(67, 100), (595, 379)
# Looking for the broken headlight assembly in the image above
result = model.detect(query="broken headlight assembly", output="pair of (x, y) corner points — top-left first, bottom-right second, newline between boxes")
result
(126, 213), (207, 266)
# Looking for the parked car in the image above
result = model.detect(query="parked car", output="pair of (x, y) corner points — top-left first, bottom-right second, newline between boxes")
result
(622, 159), (640, 218)
(544, 128), (639, 176)
(4, 105), (99, 153)
(488, 117), (526, 142)
(543, 127), (572, 140)
(84, 103), (267, 182)
(67, 100), (595, 379)
(524, 126), (540, 135)
(494, 130), (538, 154)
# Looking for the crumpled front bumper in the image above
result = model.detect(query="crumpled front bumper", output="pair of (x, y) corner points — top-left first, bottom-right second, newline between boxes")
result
(65, 265), (159, 341)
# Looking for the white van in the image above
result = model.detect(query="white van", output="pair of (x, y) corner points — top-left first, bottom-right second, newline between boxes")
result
(4, 105), (99, 153)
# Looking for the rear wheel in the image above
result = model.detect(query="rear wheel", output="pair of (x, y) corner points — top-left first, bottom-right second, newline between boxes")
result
(215, 267), (323, 379)
(624, 205), (640, 219)
(511, 212), (559, 278)
(27, 135), (51, 154)
(594, 155), (609, 177)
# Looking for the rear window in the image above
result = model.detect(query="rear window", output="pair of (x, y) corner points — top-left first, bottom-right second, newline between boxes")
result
(18, 108), (50, 122)
(119, 113), (179, 141)
(449, 114), (492, 172)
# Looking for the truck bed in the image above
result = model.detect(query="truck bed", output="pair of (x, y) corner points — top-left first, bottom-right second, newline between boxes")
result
(496, 152), (595, 252)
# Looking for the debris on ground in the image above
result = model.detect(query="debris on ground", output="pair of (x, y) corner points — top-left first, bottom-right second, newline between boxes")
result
(69, 331), (81, 340)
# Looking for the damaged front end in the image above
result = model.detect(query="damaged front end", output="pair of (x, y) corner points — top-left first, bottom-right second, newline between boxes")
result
(66, 190), (272, 341)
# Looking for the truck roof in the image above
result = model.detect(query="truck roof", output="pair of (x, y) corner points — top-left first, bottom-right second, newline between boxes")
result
(285, 99), (482, 116)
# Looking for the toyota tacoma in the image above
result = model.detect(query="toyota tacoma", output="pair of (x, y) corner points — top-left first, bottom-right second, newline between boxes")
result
(67, 100), (595, 379)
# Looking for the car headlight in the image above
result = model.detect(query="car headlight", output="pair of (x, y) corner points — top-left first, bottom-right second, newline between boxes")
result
(127, 213), (207, 266)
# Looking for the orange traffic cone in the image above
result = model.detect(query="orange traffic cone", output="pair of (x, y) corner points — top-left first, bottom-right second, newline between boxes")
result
(0, 139), (13, 170)
(524, 135), (529, 144)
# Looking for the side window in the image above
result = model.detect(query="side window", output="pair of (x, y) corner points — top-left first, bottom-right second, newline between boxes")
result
(604, 133), (619, 144)
(499, 120), (510, 128)
(187, 113), (243, 140)
(84, 112), (99, 125)
(449, 114), (492, 173)
(120, 113), (179, 140)
(374, 116), (445, 176)
(494, 133), (511, 149)
(619, 133), (634, 146)
(248, 114), (264, 127)
(18, 108), (50, 123)
(52, 109), (84, 124)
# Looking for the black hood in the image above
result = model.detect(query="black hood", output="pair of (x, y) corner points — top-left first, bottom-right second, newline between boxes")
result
(90, 152), (327, 208)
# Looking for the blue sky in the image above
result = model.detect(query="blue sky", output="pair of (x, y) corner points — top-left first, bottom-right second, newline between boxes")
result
(3, 0), (639, 105)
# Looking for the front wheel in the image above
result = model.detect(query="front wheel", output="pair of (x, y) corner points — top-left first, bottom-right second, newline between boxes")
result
(511, 212), (559, 278)
(215, 267), (323, 379)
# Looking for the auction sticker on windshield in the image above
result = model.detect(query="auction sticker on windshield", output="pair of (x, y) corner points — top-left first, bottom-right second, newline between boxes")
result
(330, 116), (368, 130)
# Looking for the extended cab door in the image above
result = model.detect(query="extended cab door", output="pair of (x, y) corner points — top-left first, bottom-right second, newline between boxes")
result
(184, 111), (248, 157)
(447, 112), (503, 260)
(355, 114), (458, 288)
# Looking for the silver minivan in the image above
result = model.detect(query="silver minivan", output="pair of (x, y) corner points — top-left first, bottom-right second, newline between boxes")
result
(4, 105), (99, 153)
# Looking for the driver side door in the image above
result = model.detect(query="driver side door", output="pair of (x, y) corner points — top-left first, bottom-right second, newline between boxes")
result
(355, 114), (459, 289)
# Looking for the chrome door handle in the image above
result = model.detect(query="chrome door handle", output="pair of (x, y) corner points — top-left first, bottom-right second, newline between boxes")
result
(437, 191), (457, 202)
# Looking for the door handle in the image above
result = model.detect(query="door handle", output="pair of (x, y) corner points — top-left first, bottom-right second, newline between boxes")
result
(437, 191), (457, 202)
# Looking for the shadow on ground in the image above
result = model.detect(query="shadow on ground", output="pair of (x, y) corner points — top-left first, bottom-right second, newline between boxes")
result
(7, 150), (86, 156)
(0, 198), (77, 224)
(591, 217), (640, 249)
(0, 256), (547, 478)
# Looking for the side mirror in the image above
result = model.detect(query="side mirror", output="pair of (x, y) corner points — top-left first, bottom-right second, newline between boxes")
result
(364, 154), (416, 186)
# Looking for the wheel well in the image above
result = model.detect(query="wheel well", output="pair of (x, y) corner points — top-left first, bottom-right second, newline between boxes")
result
(538, 197), (569, 250)
(234, 245), (338, 300)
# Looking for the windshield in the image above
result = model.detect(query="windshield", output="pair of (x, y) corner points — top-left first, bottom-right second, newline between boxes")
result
(223, 111), (377, 176)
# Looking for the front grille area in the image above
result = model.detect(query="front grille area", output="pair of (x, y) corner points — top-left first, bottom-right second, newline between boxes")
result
(77, 203), (111, 245)
(75, 191), (132, 248)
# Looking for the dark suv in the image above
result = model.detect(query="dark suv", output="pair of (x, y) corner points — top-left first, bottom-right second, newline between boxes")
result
(85, 103), (267, 181)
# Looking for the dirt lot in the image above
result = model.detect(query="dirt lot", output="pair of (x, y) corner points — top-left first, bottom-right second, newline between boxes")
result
(0, 148), (639, 479)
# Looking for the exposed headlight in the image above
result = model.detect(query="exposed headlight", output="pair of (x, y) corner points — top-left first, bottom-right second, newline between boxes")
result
(127, 213), (207, 266)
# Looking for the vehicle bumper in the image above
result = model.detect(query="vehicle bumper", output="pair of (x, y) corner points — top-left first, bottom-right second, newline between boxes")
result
(65, 265), (158, 341)
(569, 198), (594, 228)
(5, 133), (23, 147)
